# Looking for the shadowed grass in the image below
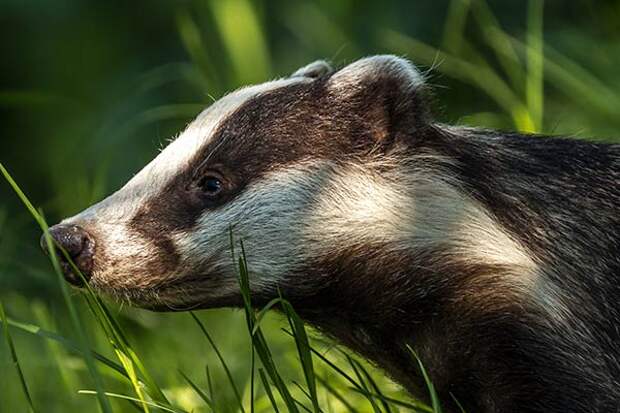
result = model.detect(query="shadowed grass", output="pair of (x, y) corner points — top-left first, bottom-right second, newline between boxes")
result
(526, 0), (544, 131)
(408, 346), (443, 413)
(236, 240), (300, 413)
(1, 301), (36, 413)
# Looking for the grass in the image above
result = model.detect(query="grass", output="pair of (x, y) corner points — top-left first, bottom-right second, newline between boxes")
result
(1, 301), (35, 413)
(2, 0), (619, 411)
(0, 162), (437, 412)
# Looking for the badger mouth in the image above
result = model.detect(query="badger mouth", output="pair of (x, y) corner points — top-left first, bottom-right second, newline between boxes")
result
(87, 270), (243, 312)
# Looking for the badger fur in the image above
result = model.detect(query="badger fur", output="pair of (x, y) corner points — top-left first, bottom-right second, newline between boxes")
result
(46, 56), (620, 412)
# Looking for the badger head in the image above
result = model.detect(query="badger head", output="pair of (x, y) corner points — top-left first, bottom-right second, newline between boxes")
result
(43, 56), (434, 310)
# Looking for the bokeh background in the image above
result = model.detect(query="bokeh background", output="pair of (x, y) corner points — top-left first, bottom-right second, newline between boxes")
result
(2, 0), (620, 411)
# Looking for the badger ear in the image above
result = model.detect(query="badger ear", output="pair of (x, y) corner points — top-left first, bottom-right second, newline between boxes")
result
(291, 60), (333, 79)
(327, 55), (430, 144)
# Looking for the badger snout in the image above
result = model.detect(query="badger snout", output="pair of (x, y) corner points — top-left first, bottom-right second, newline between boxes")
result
(40, 224), (96, 286)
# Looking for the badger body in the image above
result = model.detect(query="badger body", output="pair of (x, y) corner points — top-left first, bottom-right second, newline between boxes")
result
(46, 56), (620, 412)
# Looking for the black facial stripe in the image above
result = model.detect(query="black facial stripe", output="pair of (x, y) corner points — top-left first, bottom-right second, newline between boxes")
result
(126, 81), (323, 252)
(127, 67), (428, 249)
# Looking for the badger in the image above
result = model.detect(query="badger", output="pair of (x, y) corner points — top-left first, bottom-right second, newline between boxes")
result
(42, 55), (620, 412)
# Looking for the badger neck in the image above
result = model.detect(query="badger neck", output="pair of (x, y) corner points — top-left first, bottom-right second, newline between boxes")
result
(280, 125), (620, 412)
(286, 240), (537, 411)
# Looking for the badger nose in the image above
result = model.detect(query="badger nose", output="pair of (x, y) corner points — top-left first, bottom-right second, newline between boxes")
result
(40, 224), (95, 286)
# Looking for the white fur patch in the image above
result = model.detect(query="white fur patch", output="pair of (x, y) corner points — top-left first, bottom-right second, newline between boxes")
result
(306, 162), (537, 281)
(173, 158), (538, 300)
(172, 163), (324, 295)
(123, 76), (311, 196)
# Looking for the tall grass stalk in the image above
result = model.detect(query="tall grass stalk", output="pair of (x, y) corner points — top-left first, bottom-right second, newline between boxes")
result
(1, 301), (36, 413)
(1, 162), (175, 412)
(0, 162), (113, 413)
(235, 240), (300, 413)
(190, 312), (246, 413)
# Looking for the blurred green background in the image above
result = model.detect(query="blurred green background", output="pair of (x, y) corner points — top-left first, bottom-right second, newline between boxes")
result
(1, 0), (620, 411)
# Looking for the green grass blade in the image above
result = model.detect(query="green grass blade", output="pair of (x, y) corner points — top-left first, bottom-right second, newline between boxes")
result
(1, 162), (171, 411)
(205, 365), (215, 410)
(251, 297), (286, 336)
(0, 162), (113, 413)
(292, 381), (323, 413)
(281, 1), (358, 60)
(350, 358), (392, 413)
(508, 35), (620, 122)
(258, 368), (281, 413)
(407, 346), (442, 413)
(41, 223), (153, 413)
(31, 302), (80, 393)
(79, 391), (186, 413)
(345, 355), (381, 413)
(39, 207), (168, 408)
(441, 0), (471, 54)
(292, 396), (314, 413)
(380, 30), (534, 131)
(190, 312), (246, 413)
(283, 327), (432, 411)
(250, 346), (255, 413)
(87, 294), (170, 407)
(471, 0), (525, 92)
(7, 317), (128, 379)
(348, 388), (433, 413)
(450, 393), (467, 413)
(208, 0), (270, 84)
(235, 239), (299, 413)
(179, 370), (215, 410)
(1, 302), (36, 413)
(282, 301), (321, 413)
(281, 330), (363, 393)
(315, 375), (360, 413)
(175, 9), (221, 93)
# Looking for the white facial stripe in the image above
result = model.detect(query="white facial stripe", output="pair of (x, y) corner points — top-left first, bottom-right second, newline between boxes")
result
(173, 159), (538, 299)
(65, 77), (309, 227)
(172, 162), (324, 295)
(306, 163), (537, 279)
(125, 76), (310, 192)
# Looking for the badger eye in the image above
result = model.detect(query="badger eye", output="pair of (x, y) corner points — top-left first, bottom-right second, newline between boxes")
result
(197, 175), (223, 196)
